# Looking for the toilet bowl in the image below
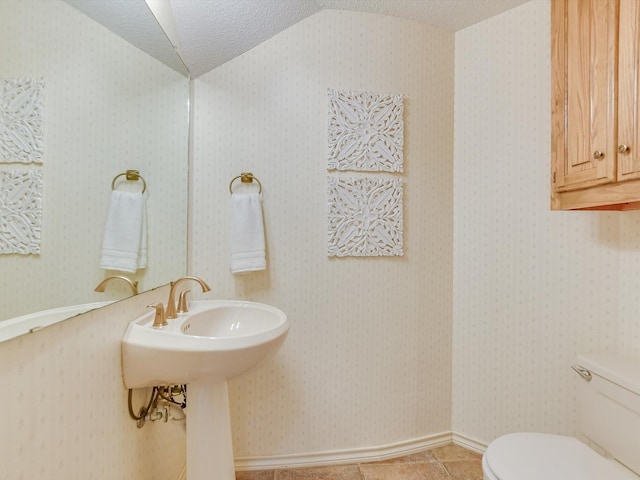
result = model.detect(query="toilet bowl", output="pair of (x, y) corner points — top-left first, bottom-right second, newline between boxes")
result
(482, 353), (640, 480)
(482, 432), (638, 480)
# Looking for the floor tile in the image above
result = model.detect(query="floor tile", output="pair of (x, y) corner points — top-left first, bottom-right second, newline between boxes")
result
(442, 461), (483, 480)
(430, 444), (481, 463)
(237, 444), (485, 480)
(364, 450), (438, 464)
(274, 465), (362, 480)
(236, 471), (276, 480)
(359, 462), (450, 480)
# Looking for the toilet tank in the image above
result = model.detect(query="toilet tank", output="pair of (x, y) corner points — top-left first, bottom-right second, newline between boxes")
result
(574, 353), (640, 476)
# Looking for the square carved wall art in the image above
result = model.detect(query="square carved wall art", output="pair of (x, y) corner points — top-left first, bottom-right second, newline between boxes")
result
(328, 89), (404, 172)
(0, 78), (45, 164)
(0, 170), (42, 254)
(328, 176), (403, 257)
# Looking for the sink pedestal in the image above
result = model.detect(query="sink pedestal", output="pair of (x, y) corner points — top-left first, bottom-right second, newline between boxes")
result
(121, 299), (290, 479)
(186, 379), (235, 480)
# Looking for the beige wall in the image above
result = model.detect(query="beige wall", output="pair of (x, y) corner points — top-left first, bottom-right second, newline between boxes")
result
(0, 285), (186, 479)
(190, 9), (455, 457)
(452, 0), (625, 444)
(619, 212), (640, 357)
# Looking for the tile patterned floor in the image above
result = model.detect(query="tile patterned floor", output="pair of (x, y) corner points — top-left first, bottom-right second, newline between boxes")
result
(236, 443), (483, 480)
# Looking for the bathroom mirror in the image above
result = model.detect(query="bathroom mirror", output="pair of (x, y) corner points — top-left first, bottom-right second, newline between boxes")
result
(0, 0), (189, 335)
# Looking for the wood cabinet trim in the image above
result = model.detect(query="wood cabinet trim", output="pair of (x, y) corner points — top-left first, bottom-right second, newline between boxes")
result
(550, 0), (640, 210)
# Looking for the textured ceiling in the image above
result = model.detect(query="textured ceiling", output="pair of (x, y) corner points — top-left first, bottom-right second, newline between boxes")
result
(169, 0), (531, 77)
(63, 0), (188, 75)
(65, 0), (531, 78)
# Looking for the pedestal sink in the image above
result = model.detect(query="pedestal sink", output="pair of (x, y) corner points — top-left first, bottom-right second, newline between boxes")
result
(121, 300), (289, 480)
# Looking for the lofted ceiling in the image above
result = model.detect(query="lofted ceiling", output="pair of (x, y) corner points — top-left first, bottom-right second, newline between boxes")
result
(65, 0), (532, 78)
(167, 0), (531, 77)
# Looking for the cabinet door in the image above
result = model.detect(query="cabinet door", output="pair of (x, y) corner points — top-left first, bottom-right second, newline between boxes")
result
(552, 0), (617, 192)
(618, 0), (640, 180)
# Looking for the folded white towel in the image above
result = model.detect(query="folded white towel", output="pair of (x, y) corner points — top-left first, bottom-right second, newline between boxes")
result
(230, 192), (266, 274)
(100, 190), (147, 273)
(137, 203), (148, 270)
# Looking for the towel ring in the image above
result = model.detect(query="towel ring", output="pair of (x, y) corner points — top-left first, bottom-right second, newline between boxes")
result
(229, 172), (262, 194)
(112, 170), (147, 193)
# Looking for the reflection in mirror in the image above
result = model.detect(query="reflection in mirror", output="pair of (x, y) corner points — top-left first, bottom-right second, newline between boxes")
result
(0, 0), (189, 335)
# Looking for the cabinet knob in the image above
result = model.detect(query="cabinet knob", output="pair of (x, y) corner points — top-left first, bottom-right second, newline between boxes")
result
(593, 150), (604, 159)
(618, 144), (630, 154)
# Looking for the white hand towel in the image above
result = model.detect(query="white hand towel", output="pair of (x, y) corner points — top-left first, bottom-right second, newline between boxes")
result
(230, 192), (266, 274)
(137, 203), (148, 270)
(100, 190), (147, 273)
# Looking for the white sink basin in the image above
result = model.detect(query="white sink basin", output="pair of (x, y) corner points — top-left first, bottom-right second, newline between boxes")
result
(121, 300), (289, 388)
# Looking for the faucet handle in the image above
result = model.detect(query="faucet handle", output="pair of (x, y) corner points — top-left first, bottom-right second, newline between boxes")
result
(147, 303), (167, 328)
(177, 290), (191, 314)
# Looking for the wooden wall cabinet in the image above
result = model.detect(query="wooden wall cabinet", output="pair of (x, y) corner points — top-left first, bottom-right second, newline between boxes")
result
(552, 0), (640, 210)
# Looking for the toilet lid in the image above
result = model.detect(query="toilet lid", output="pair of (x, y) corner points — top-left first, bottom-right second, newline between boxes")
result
(484, 433), (639, 480)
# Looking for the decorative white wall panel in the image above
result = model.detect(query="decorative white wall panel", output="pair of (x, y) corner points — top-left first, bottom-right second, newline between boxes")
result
(0, 169), (42, 254)
(328, 89), (404, 172)
(327, 176), (403, 256)
(0, 77), (44, 164)
(191, 9), (454, 457)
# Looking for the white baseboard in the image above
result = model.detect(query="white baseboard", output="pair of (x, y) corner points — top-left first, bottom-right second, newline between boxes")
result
(451, 432), (488, 454)
(235, 431), (452, 471)
(177, 430), (488, 476)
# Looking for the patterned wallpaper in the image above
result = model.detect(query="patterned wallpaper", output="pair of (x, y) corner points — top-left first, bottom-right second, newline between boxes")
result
(618, 212), (640, 357)
(0, 285), (186, 480)
(190, 9), (455, 458)
(452, 0), (623, 445)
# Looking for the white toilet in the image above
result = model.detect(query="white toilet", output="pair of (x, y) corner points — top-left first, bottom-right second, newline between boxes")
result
(482, 353), (640, 480)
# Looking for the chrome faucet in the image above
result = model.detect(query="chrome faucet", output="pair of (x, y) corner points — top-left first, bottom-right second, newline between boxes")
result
(94, 275), (139, 296)
(165, 276), (211, 319)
